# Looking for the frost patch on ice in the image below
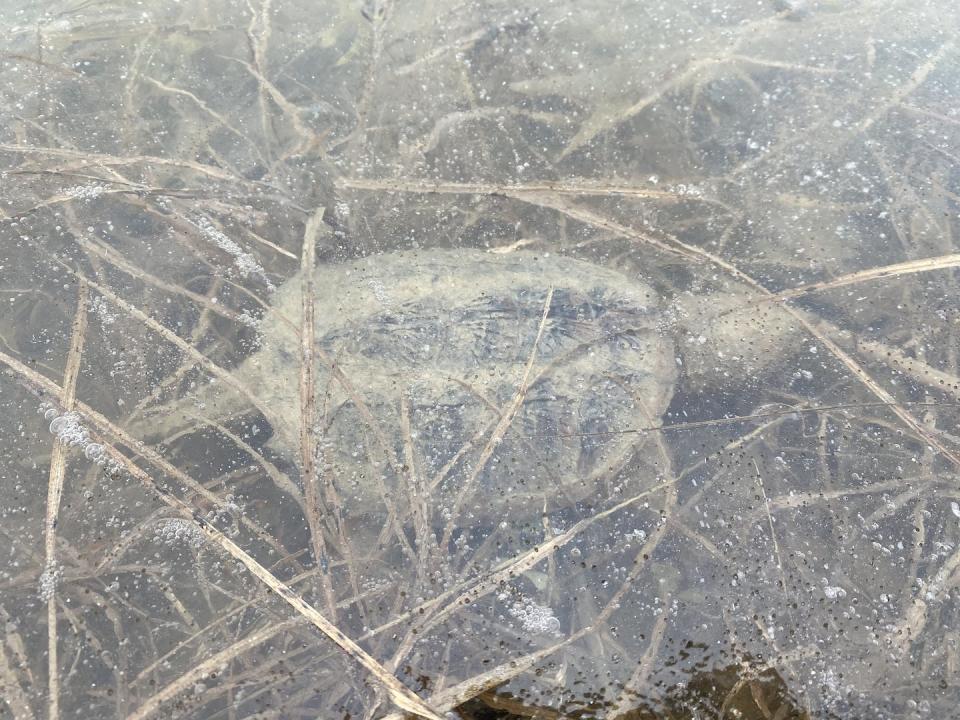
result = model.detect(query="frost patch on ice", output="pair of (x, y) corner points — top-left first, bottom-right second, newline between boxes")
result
(237, 310), (264, 348)
(88, 294), (117, 325)
(367, 277), (391, 305)
(624, 528), (647, 543)
(823, 585), (847, 600)
(191, 215), (275, 291)
(818, 666), (858, 714)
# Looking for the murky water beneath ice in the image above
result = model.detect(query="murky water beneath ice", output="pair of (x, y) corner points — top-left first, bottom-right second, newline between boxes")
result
(1, 1), (959, 718)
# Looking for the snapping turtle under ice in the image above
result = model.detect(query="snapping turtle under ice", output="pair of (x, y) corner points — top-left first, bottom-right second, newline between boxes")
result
(139, 248), (787, 523)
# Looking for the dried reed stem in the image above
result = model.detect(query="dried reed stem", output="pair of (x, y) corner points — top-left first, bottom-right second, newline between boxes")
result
(43, 279), (88, 720)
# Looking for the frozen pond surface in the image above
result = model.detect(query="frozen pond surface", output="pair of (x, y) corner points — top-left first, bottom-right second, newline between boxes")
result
(0, 1), (959, 718)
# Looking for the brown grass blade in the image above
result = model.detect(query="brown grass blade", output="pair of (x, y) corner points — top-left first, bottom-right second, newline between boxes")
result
(0, 142), (256, 187)
(125, 619), (302, 720)
(68, 270), (292, 440)
(794, 311), (960, 468)
(386, 477), (679, 650)
(381, 626), (595, 720)
(853, 337), (960, 402)
(507, 191), (960, 471)
(0, 350), (445, 720)
(770, 253), (960, 300)
(298, 208), (339, 620)
(338, 176), (702, 202)
(43, 279), (88, 720)
(76, 235), (246, 326)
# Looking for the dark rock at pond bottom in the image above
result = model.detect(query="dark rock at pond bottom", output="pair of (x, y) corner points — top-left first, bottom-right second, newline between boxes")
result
(456, 661), (810, 720)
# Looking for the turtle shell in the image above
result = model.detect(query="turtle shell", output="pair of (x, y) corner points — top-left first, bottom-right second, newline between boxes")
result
(234, 249), (678, 522)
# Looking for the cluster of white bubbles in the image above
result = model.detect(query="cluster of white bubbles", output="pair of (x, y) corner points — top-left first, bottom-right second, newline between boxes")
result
(38, 402), (119, 471)
(63, 183), (106, 201)
(153, 518), (206, 549)
(38, 562), (62, 602)
(498, 593), (562, 636)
